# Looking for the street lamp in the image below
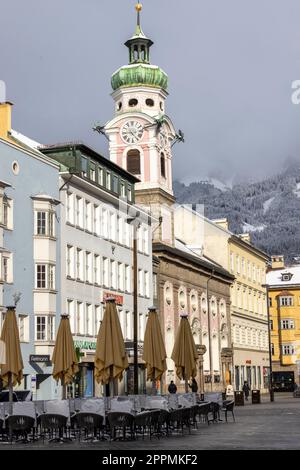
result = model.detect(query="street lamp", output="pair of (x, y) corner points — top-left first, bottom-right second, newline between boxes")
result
(126, 212), (141, 395)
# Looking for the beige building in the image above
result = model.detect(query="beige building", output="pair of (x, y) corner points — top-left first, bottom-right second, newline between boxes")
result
(175, 207), (270, 392)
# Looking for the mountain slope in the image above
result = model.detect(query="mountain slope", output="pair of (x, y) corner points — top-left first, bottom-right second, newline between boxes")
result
(174, 163), (300, 262)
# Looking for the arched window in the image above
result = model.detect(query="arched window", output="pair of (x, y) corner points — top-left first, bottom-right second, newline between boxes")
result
(127, 149), (141, 175)
(160, 153), (166, 178)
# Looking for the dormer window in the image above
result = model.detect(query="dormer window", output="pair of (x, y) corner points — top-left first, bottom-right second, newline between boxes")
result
(281, 273), (293, 282)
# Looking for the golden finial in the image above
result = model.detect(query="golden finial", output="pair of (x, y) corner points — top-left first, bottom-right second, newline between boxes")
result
(135, 2), (142, 13)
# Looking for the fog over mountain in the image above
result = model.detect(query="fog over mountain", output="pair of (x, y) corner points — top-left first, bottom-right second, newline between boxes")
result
(174, 159), (300, 263)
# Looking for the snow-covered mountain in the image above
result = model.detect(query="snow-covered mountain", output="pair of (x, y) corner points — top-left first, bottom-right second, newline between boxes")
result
(174, 161), (300, 262)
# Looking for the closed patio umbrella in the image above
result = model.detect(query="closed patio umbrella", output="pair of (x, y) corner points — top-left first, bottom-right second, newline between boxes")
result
(0, 340), (5, 365)
(0, 306), (24, 405)
(94, 298), (128, 394)
(52, 314), (79, 399)
(171, 313), (198, 393)
(142, 307), (167, 394)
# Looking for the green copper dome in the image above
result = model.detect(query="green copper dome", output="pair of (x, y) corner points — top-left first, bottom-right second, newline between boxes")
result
(111, 64), (168, 91)
(111, 3), (168, 92)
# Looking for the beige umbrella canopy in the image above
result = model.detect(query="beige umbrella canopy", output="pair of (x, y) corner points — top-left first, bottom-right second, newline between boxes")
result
(52, 315), (79, 399)
(142, 308), (167, 383)
(0, 306), (23, 390)
(171, 313), (198, 391)
(94, 298), (128, 387)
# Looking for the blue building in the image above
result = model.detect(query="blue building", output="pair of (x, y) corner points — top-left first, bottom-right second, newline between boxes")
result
(0, 102), (61, 399)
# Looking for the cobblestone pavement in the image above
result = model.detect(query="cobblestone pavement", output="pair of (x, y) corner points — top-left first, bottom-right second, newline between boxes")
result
(1, 394), (300, 450)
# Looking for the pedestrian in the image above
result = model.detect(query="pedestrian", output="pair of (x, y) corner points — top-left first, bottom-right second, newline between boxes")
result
(242, 381), (250, 401)
(188, 378), (198, 393)
(168, 380), (177, 394)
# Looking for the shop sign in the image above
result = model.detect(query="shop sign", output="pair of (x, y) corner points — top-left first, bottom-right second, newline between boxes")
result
(246, 360), (252, 364)
(103, 292), (124, 305)
(29, 355), (50, 363)
(74, 340), (97, 351)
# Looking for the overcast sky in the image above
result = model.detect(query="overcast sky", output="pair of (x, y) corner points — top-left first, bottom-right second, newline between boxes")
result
(1, 0), (300, 184)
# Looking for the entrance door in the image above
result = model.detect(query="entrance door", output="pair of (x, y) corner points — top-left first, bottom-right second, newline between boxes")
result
(246, 366), (251, 387)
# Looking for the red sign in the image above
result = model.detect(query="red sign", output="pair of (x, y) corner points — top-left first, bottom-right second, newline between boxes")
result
(103, 292), (124, 306)
(246, 360), (252, 364)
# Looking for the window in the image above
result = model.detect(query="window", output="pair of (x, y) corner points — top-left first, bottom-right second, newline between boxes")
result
(48, 316), (55, 341)
(143, 227), (149, 254)
(242, 257), (245, 276)
(98, 167), (104, 186)
(129, 98), (138, 107)
(127, 150), (141, 175)
(37, 211), (46, 235)
(271, 343), (274, 356)
(120, 181), (126, 198)
(281, 319), (295, 329)
(268, 297), (272, 307)
(106, 172), (111, 190)
(86, 304), (93, 336)
(95, 305), (102, 335)
(35, 316), (46, 341)
(94, 205), (100, 236)
(81, 157), (88, 177)
(282, 344), (295, 355)
(111, 260), (117, 289)
(77, 302), (84, 335)
(137, 225), (143, 252)
(112, 175), (119, 193)
(146, 98), (154, 107)
(145, 272), (150, 298)
(35, 211), (55, 237)
(128, 186), (132, 202)
(118, 263), (124, 291)
(94, 254), (101, 285)
(0, 195), (11, 228)
(139, 313), (144, 340)
(76, 249), (84, 281)
(66, 245), (75, 278)
(230, 252), (234, 272)
(2, 256), (9, 283)
(85, 252), (92, 283)
(76, 196), (84, 228)
(67, 299), (75, 334)
(90, 162), (96, 181)
(269, 319), (273, 330)
(280, 296), (293, 307)
(36, 264), (46, 289)
(1, 254), (13, 283)
(247, 261), (251, 280)
(125, 265), (131, 293)
(160, 153), (166, 178)
(19, 315), (29, 342)
(85, 201), (92, 232)
(282, 272), (293, 282)
(102, 208), (108, 239)
(138, 270), (143, 296)
(110, 212), (116, 242)
(118, 216), (123, 245)
(236, 255), (240, 274)
(103, 257), (109, 287)
(66, 192), (74, 224)
(253, 264), (256, 282)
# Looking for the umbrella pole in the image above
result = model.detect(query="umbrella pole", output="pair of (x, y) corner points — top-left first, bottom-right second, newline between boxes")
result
(184, 369), (189, 393)
(152, 371), (156, 396)
(8, 372), (13, 414)
(110, 366), (114, 397)
(62, 376), (66, 400)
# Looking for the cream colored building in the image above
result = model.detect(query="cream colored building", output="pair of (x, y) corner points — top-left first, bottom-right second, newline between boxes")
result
(175, 207), (270, 392)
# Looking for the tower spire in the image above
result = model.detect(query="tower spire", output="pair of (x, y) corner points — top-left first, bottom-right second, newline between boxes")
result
(125, 2), (153, 65)
(136, 1), (142, 35)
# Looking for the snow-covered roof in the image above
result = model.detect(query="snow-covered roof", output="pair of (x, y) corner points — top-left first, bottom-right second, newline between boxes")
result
(10, 129), (41, 149)
(266, 265), (300, 287)
(175, 238), (222, 270)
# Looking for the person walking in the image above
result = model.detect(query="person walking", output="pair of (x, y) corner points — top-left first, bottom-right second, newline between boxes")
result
(188, 378), (198, 393)
(168, 380), (177, 394)
(242, 381), (250, 401)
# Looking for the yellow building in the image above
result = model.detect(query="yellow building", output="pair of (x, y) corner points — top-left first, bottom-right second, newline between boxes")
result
(175, 208), (270, 392)
(266, 256), (300, 389)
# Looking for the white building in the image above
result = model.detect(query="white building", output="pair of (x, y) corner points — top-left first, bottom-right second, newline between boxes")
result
(41, 142), (153, 396)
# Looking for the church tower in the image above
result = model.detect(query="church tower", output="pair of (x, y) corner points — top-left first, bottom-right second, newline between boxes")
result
(105, 2), (177, 244)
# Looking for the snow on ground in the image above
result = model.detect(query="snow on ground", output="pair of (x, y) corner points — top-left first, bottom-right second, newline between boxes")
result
(263, 197), (275, 214)
(243, 223), (265, 233)
(293, 183), (300, 198)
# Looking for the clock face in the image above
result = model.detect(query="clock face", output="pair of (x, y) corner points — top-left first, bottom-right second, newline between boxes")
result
(121, 120), (144, 144)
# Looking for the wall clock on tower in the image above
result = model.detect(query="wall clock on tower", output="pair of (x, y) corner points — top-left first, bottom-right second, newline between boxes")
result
(121, 120), (144, 144)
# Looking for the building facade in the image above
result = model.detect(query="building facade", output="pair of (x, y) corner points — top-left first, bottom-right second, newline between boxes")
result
(0, 102), (61, 400)
(40, 142), (153, 396)
(267, 256), (300, 390)
(175, 207), (270, 392)
(104, 5), (235, 393)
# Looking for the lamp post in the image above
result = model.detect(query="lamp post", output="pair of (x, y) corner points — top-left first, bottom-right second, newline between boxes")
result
(127, 214), (140, 395)
(196, 344), (207, 399)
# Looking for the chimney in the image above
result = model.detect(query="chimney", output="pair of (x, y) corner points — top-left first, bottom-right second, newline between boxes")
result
(239, 233), (251, 243)
(271, 255), (285, 270)
(0, 102), (13, 140)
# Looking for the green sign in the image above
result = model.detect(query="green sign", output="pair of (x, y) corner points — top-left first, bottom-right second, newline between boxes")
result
(74, 340), (97, 351)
